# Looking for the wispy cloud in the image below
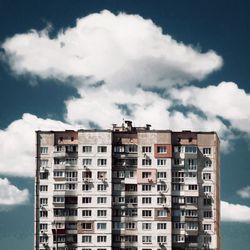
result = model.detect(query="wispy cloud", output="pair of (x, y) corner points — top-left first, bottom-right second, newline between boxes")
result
(237, 186), (250, 199)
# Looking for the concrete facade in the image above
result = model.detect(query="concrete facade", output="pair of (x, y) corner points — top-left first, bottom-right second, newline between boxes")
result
(35, 122), (220, 250)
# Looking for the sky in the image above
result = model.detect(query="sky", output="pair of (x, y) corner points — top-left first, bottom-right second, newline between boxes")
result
(1, 0), (250, 249)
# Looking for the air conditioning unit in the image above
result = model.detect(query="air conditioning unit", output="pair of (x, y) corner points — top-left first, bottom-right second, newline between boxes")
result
(148, 178), (153, 182)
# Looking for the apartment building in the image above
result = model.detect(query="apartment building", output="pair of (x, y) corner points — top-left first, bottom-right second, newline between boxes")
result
(34, 121), (220, 250)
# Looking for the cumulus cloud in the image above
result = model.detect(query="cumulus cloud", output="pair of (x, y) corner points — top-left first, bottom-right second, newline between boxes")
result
(65, 85), (232, 152)
(0, 178), (29, 209)
(0, 113), (74, 177)
(221, 201), (250, 223)
(237, 186), (250, 199)
(2, 10), (222, 90)
(170, 81), (250, 134)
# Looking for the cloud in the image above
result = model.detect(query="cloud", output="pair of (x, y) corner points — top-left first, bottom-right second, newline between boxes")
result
(221, 201), (250, 223)
(170, 81), (250, 134)
(0, 178), (29, 209)
(0, 113), (74, 177)
(2, 10), (222, 90)
(237, 186), (250, 199)
(65, 85), (232, 152)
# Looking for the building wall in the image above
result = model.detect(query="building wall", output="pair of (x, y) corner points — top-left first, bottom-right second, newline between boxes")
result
(35, 127), (220, 250)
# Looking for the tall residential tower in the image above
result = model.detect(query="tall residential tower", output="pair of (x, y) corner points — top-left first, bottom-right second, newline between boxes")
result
(35, 121), (220, 250)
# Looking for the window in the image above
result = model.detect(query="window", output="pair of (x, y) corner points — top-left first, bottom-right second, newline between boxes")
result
(142, 197), (152, 204)
(157, 171), (167, 178)
(157, 210), (167, 217)
(188, 185), (198, 190)
(82, 197), (92, 203)
(126, 222), (136, 229)
(40, 235), (48, 243)
(142, 223), (151, 230)
(186, 197), (198, 204)
(142, 146), (151, 153)
(40, 223), (48, 230)
(157, 159), (167, 166)
(125, 145), (137, 153)
(98, 146), (107, 153)
(65, 171), (77, 181)
(157, 146), (167, 153)
(185, 210), (198, 217)
(53, 196), (65, 203)
(97, 210), (107, 217)
(142, 172), (151, 178)
(157, 236), (167, 243)
(186, 222), (198, 230)
(174, 158), (182, 165)
(40, 172), (48, 180)
(157, 197), (167, 204)
(204, 198), (212, 206)
(97, 236), (107, 242)
(82, 236), (92, 243)
(54, 184), (65, 191)
(172, 184), (183, 191)
(40, 198), (48, 205)
(203, 147), (211, 155)
(203, 173), (211, 180)
(40, 210), (48, 217)
(142, 184), (152, 191)
(40, 147), (48, 154)
(173, 234), (185, 243)
(172, 196), (185, 204)
(185, 146), (197, 153)
(82, 159), (92, 166)
(54, 171), (64, 177)
(204, 211), (213, 218)
(186, 159), (197, 170)
(203, 185), (212, 193)
(205, 159), (212, 167)
(98, 171), (107, 179)
(83, 146), (92, 153)
(203, 224), (212, 231)
(40, 159), (48, 167)
(142, 159), (152, 166)
(97, 197), (107, 204)
(174, 146), (183, 153)
(98, 159), (107, 166)
(65, 158), (77, 165)
(157, 184), (167, 191)
(157, 223), (167, 229)
(82, 184), (92, 191)
(82, 210), (92, 217)
(174, 222), (185, 229)
(142, 210), (152, 217)
(125, 184), (137, 192)
(83, 171), (92, 179)
(142, 236), (152, 243)
(98, 184), (107, 191)
(97, 223), (107, 230)
(40, 185), (48, 192)
(81, 223), (92, 230)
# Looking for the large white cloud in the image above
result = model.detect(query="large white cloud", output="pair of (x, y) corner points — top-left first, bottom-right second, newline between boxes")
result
(0, 113), (74, 177)
(237, 186), (250, 199)
(170, 81), (250, 134)
(221, 201), (250, 223)
(2, 10), (222, 90)
(0, 178), (29, 208)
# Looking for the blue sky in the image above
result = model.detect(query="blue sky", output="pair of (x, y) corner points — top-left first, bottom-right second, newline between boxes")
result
(1, 0), (250, 249)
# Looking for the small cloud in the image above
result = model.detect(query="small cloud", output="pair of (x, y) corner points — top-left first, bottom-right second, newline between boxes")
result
(0, 178), (29, 210)
(237, 186), (250, 199)
(221, 200), (250, 223)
